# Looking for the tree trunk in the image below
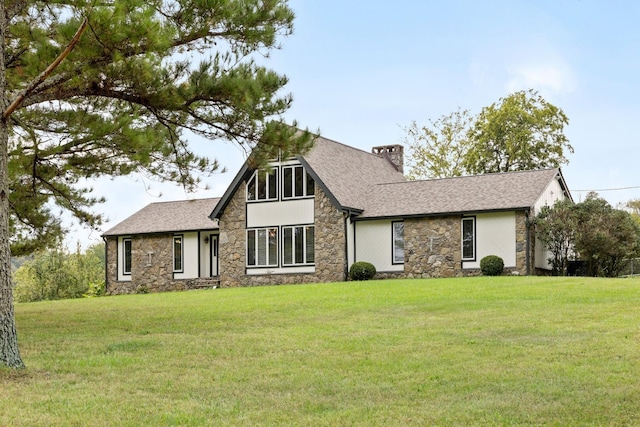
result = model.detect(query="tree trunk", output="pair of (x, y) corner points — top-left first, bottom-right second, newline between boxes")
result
(0, 116), (24, 370)
(0, 0), (25, 369)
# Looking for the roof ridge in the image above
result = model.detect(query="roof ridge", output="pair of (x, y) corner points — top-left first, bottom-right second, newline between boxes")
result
(146, 196), (221, 206)
(384, 168), (559, 185)
(315, 135), (395, 161)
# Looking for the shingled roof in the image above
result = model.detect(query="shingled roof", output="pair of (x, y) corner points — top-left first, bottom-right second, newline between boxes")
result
(102, 198), (219, 236)
(357, 168), (565, 219)
(299, 136), (405, 211)
(210, 135), (405, 219)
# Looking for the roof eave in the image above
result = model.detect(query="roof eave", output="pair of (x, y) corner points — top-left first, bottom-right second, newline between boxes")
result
(102, 226), (219, 238)
(353, 206), (533, 221)
(555, 167), (574, 203)
(209, 163), (251, 219)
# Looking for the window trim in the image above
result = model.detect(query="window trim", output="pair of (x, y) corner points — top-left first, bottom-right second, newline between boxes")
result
(461, 216), (476, 261)
(281, 165), (315, 200)
(173, 235), (184, 273)
(122, 237), (132, 276)
(282, 225), (315, 267)
(246, 227), (279, 268)
(392, 221), (405, 265)
(246, 168), (279, 202)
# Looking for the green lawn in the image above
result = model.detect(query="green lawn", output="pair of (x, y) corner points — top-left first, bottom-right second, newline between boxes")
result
(2, 276), (639, 426)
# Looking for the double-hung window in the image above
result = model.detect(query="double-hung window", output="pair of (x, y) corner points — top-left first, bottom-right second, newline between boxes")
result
(461, 217), (476, 261)
(173, 235), (183, 272)
(282, 225), (315, 265)
(247, 168), (278, 201)
(282, 165), (314, 199)
(247, 228), (279, 267)
(392, 221), (405, 264)
(122, 238), (132, 275)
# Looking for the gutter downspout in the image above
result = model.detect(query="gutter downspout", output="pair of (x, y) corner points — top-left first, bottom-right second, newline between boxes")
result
(525, 209), (531, 276)
(343, 211), (350, 281)
(102, 236), (109, 294)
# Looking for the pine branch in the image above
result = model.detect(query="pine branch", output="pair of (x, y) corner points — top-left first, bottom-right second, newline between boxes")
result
(3, 17), (88, 119)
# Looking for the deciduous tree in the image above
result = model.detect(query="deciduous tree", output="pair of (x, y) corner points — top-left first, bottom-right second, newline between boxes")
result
(536, 193), (640, 277)
(403, 108), (473, 179)
(404, 90), (573, 179)
(623, 198), (640, 226)
(573, 194), (640, 277)
(464, 89), (572, 174)
(535, 198), (576, 276)
(0, 0), (312, 368)
(13, 243), (105, 302)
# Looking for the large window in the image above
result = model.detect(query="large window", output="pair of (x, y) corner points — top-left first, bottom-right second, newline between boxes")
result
(173, 235), (183, 272)
(282, 226), (315, 266)
(282, 165), (314, 199)
(123, 238), (132, 275)
(247, 168), (278, 201)
(461, 217), (476, 260)
(392, 221), (405, 264)
(247, 228), (279, 267)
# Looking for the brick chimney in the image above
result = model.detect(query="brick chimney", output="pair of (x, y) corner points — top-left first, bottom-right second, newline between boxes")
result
(372, 145), (404, 174)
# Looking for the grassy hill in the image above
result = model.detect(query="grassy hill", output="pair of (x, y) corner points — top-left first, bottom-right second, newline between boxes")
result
(2, 276), (639, 426)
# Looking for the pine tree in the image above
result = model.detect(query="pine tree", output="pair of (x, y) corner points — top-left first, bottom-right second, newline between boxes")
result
(0, 0), (312, 368)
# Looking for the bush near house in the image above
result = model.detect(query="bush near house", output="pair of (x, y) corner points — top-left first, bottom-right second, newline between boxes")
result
(480, 255), (504, 276)
(349, 262), (376, 280)
(536, 194), (640, 277)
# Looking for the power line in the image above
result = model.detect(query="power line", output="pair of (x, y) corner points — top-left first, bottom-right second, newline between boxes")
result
(573, 185), (640, 192)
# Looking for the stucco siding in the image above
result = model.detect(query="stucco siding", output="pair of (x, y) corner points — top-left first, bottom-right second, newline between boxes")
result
(533, 177), (568, 270)
(355, 220), (403, 272)
(247, 199), (314, 228)
(199, 232), (219, 277)
(462, 212), (516, 269)
(173, 232), (199, 279)
(533, 177), (565, 215)
(346, 216), (355, 268)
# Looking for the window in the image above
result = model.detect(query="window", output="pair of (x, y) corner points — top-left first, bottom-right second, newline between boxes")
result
(173, 235), (183, 272)
(282, 225), (315, 266)
(282, 165), (314, 199)
(123, 238), (132, 275)
(247, 168), (278, 201)
(392, 221), (405, 264)
(461, 217), (476, 260)
(247, 228), (278, 267)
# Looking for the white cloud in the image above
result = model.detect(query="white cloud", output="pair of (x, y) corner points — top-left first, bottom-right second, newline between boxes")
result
(506, 62), (577, 95)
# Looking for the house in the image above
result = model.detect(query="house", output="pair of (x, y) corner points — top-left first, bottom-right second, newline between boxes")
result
(102, 136), (572, 293)
(102, 198), (221, 293)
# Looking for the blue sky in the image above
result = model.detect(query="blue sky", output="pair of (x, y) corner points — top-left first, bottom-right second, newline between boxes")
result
(76, 0), (640, 247)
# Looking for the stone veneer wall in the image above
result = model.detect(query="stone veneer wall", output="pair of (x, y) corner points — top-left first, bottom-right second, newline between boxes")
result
(514, 210), (530, 275)
(403, 215), (462, 278)
(106, 234), (218, 295)
(217, 181), (247, 287)
(105, 237), (119, 292)
(313, 187), (348, 283)
(217, 184), (346, 287)
(392, 210), (531, 279)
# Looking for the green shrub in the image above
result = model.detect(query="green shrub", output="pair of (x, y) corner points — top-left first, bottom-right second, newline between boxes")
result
(480, 255), (504, 276)
(350, 262), (376, 281)
(84, 280), (106, 298)
(12, 244), (106, 302)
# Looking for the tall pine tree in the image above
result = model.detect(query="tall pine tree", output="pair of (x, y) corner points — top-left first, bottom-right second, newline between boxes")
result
(0, 0), (312, 368)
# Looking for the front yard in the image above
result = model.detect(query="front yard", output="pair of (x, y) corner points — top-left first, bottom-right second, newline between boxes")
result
(2, 276), (639, 426)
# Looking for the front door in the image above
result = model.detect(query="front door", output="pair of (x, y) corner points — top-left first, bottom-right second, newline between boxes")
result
(210, 235), (219, 276)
